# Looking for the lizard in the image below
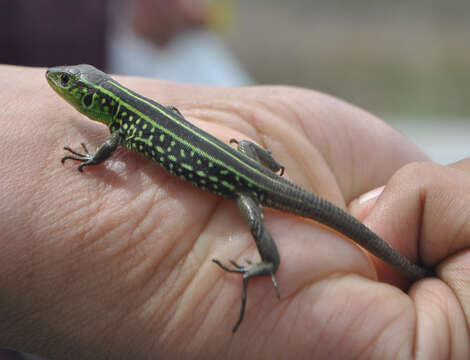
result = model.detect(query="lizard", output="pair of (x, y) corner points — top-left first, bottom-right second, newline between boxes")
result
(46, 64), (433, 332)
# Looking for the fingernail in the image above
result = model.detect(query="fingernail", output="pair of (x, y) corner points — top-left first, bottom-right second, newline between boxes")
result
(358, 186), (385, 204)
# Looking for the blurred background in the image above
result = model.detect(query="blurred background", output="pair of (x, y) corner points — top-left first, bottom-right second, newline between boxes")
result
(0, 1), (468, 358)
(225, 1), (470, 165)
(113, 0), (470, 164)
(1, 0), (468, 167)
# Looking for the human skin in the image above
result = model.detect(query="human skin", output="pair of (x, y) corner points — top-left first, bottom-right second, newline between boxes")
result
(0, 64), (469, 359)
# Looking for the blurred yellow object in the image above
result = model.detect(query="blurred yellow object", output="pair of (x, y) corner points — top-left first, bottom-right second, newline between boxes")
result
(206, 0), (234, 33)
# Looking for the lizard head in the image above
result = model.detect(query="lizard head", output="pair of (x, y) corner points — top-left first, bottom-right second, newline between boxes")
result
(46, 64), (115, 125)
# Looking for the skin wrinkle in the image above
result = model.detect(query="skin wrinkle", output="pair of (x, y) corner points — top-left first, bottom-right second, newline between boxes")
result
(456, 273), (470, 356)
(417, 181), (429, 263)
(11, 162), (65, 237)
(114, 217), (163, 295)
(223, 105), (265, 145)
(146, 200), (220, 338)
(97, 189), (149, 255)
(57, 154), (135, 246)
(128, 200), (184, 276)
(287, 91), (343, 185)
(181, 290), (219, 356)
(249, 279), (281, 333)
(38, 131), (67, 185)
(187, 291), (233, 358)
(32, 184), (94, 244)
(448, 202), (470, 258)
(449, 274), (470, 353)
(260, 314), (284, 358)
(203, 276), (237, 351)
(152, 208), (197, 273)
(285, 298), (304, 357)
(189, 107), (247, 134)
(331, 119), (373, 203)
(418, 284), (451, 359)
(78, 201), (134, 258)
(57, 194), (106, 257)
(146, 284), (197, 356)
(412, 289), (421, 359)
(445, 300), (453, 360)
(368, 297), (410, 359)
(160, 201), (221, 337)
(297, 291), (325, 354)
(149, 267), (186, 345)
(434, 281), (466, 357)
(218, 99), (262, 134)
(203, 290), (248, 359)
(344, 128), (363, 202)
(360, 303), (411, 359)
(348, 120), (387, 197)
(124, 185), (170, 254)
(335, 290), (371, 355)
(432, 199), (458, 258)
(237, 310), (265, 358)
(323, 277), (401, 358)
(137, 221), (189, 300)
(275, 96), (344, 201)
(414, 163), (470, 263)
(253, 88), (307, 136)
(312, 282), (341, 355)
(189, 100), (261, 141)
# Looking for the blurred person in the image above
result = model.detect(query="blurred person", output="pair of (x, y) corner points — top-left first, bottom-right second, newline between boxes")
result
(131, 0), (209, 46)
(108, 0), (251, 85)
(0, 0), (248, 86)
(0, 0), (207, 69)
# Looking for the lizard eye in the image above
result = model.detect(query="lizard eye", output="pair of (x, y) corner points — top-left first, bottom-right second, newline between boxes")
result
(60, 74), (70, 87)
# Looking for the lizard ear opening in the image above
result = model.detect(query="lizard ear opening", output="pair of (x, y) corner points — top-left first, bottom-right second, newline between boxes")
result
(60, 73), (70, 88)
(83, 93), (93, 108)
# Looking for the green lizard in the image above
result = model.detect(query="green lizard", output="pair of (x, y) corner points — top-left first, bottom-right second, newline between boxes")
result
(46, 64), (433, 332)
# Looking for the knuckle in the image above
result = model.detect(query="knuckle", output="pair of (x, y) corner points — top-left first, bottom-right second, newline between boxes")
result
(392, 161), (442, 182)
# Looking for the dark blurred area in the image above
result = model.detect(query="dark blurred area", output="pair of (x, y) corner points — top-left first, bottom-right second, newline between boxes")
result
(0, 349), (42, 360)
(0, 0), (109, 69)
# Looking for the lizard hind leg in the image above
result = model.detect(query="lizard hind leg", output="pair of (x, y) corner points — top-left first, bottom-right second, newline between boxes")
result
(166, 105), (184, 117)
(212, 192), (281, 332)
(230, 138), (285, 176)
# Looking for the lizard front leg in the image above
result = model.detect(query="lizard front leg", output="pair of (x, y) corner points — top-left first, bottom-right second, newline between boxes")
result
(61, 131), (122, 172)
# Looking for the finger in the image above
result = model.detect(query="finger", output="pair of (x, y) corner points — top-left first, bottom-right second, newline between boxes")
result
(358, 162), (470, 285)
(449, 156), (470, 172)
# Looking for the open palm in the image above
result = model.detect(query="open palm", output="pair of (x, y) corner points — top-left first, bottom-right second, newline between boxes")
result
(1, 65), (466, 359)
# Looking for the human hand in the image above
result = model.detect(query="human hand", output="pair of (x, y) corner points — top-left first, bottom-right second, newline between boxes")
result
(349, 159), (470, 359)
(1, 64), (464, 359)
